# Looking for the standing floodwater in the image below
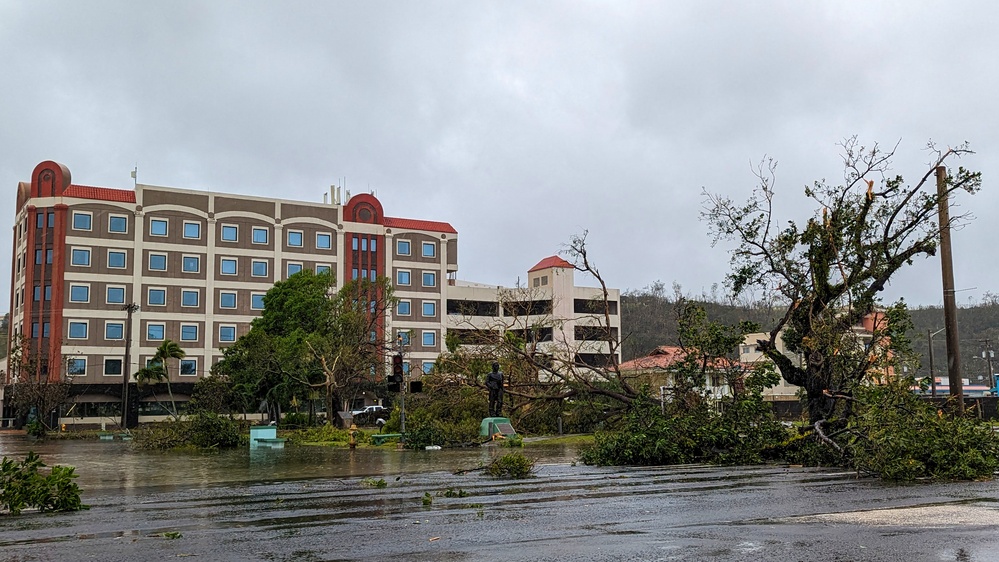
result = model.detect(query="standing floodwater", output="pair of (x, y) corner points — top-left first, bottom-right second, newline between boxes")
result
(3, 431), (999, 562)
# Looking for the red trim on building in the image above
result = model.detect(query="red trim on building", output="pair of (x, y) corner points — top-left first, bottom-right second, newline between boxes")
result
(63, 184), (136, 203)
(22, 207), (36, 379)
(383, 217), (457, 234)
(7, 225), (17, 384)
(31, 161), (71, 198)
(528, 256), (573, 273)
(49, 204), (68, 382)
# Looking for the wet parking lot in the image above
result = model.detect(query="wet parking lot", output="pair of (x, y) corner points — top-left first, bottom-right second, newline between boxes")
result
(2, 432), (999, 561)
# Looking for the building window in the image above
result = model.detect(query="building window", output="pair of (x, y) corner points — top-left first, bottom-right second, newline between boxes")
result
(316, 264), (331, 274)
(181, 290), (199, 307)
(422, 362), (435, 374)
(183, 221), (201, 239)
(43, 322), (50, 337)
(106, 286), (126, 304)
(150, 218), (168, 236)
(72, 212), (92, 231)
(182, 255), (200, 273)
(287, 230), (303, 247)
(220, 224), (238, 242)
(219, 325), (237, 342)
(397, 270), (411, 286)
(371, 239), (377, 252)
(71, 248), (91, 267)
(422, 242), (436, 258)
(68, 321), (88, 339)
(36, 213), (43, 229)
(220, 258), (237, 275)
(397, 240), (411, 256)
(147, 323), (165, 340)
(179, 359), (197, 376)
(397, 300), (411, 316)
(422, 331), (436, 347)
(397, 331), (411, 346)
(108, 215), (128, 233)
(351, 268), (358, 280)
(251, 293), (265, 310)
(316, 232), (332, 249)
(287, 263), (303, 277)
(67, 358), (87, 376)
(104, 359), (123, 376)
(422, 271), (436, 287)
(252, 227), (268, 244)
(148, 288), (166, 306)
(351, 237), (358, 251)
(220, 292), (237, 309)
(251, 260), (268, 277)
(69, 284), (90, 303)
(105, 322), (124, 340)
(44, 285), (51, 301)
(149, 253), (167, 271)
(180, 324), (198, 341)
(108, 250), (127, 269)
(422, 301), (436, 317)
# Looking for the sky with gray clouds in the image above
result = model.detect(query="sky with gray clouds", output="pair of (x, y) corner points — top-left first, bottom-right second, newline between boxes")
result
(2, 1), (997, 309)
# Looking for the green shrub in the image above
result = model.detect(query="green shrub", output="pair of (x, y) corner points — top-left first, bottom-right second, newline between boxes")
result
(486, 452), (535, 479)
(25, 420), (46, 438)
(1, 452), (88, 515)
(285, 424), (367, 445)
(132, 415), (246, 451)
(281, 412), (310, 428)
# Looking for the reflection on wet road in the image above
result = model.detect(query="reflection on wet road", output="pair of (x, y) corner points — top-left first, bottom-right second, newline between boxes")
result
(2, 433), (999, 561)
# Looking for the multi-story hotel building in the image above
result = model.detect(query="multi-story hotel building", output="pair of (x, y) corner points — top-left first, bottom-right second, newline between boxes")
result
(4, 160), (619, 425)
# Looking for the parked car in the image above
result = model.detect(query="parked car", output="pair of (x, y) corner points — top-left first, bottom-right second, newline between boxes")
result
(350, 405), (388, 417)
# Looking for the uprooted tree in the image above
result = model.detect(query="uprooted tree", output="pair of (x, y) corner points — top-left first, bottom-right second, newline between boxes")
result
(703, 138), (982, 425)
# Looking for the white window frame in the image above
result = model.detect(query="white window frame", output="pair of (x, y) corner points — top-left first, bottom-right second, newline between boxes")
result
(220, 257), (238, 276)
(70, 247), (92, 267)
(104, 321), (125, 341)
(287, 229), (304, 248)
(69, 283), (90, 304)
(146, 322), (166, 341)
(147, 287), (167, 307)
(106, 285), (126, 305)
(252, 226), (268, 245)
(179, 358), (198, 377)
(183, 221), (202, 240)
(149, 218), (169, 237)
(422, 242), (436, 258)
(397, 300), (411, 316)
(103, 357), (124, 377)
(181, 289), (200, 308)
(219, 324), (237, 343)
(397, 239), (411, 256)
(316, 232), (332, 250)
(397, 330), (411, 346)
(422, 300), (436, 318)
(108, 214), (129, 234)
(422, 330), (437, 347)
(396, 269), (411, 286)
(148, 252), (168, 272)
(220, 224), (238, 242)
(219, 291), (237, 309)
(182, 254), (201, 274)
(67, 320), (89, 340)
(179, 323), (199, 342)
(422, 271), (437, 288)
(251, 260), (268, 278)
(422, 361), (435, 374)
(315, 264), (331, 274)
(107, 249), (127, 269)
(67, 357), (87, 377)
(287, 262), (303, 277)
(72, 211), (93, 232)
(250, 292), (265, 310)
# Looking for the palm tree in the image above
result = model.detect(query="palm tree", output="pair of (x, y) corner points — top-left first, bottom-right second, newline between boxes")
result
(134, 340), (185, 419)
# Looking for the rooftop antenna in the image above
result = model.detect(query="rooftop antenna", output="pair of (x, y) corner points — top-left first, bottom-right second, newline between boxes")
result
(130, 164), (137, 189)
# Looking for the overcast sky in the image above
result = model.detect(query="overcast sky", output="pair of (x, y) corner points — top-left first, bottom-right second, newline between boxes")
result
(2, 1), (996, 309)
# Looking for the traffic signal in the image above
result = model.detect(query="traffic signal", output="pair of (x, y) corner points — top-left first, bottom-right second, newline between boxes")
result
(391, 354), (404, 382)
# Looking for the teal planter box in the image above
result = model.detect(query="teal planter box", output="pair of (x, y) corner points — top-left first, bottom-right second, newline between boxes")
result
(480, 417), (517, 438)
(249, 425), (286, 449)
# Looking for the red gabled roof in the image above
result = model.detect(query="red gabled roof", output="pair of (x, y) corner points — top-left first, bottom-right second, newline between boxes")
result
(63, 184), (136, 203)
(383, 216), (457, 234)
(618, 345), (741, 372)
(528, 255), (573, 273)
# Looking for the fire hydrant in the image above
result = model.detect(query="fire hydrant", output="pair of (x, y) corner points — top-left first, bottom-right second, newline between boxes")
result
(349, 423), (358, 449)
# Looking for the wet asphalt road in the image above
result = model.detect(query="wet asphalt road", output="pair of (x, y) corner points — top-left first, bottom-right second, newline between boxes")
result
(3, 438), (999, 561)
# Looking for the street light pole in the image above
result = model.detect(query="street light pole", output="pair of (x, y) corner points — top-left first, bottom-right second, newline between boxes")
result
(120, 303), (139, 429)
(927, 328), (945, 398)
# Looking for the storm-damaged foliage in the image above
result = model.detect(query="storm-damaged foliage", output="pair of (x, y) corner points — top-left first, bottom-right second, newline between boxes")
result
(580, 299), (787, 466)
(703, 139), (981, 424)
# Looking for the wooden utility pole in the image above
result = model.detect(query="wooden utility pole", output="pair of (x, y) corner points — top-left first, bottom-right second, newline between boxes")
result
(937, 165), (963, 413)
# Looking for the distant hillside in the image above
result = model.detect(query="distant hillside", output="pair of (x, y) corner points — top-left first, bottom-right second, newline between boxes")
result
(621, 287), (999, 384)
